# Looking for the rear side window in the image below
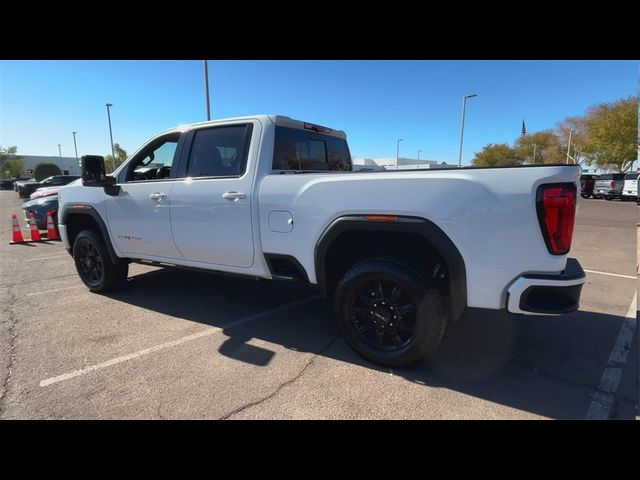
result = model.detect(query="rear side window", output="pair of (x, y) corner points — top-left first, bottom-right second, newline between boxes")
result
(186, 124), (253, 178)
(273, 126), (352, 172)
(624, 173), (638, 180)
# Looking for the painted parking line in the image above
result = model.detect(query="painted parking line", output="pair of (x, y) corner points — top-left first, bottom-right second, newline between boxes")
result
(583, 269), (636, 280)
(585, 293), (637, 420)
(25, 254), (69, 262)
(39, 295), (321, 387)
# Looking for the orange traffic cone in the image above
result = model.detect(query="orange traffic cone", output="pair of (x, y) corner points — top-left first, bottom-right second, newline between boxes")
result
(10, 214), (25, 244)
(29, 212), (42, 241)
(46, 211), (59, 240)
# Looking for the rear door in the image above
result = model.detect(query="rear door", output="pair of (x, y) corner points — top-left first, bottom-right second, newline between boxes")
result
(169, 122), (256, 267)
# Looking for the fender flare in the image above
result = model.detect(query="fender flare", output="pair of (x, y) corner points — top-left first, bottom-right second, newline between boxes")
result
(60, 204), (120, 264)
(314, 215), (467, 321)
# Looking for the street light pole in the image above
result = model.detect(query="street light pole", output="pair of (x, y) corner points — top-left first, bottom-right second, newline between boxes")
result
(417, 149), (422, 169)
(396, 139), (403, 170)
(106, 103), (116, 172)
(566, 129), (573, 164)
(457, 93), (478, 168)
(204, 60), (211, 121)
(532, 143), (537, 163)
(72, 131), (78, 160)
(58, 144), (62, 157)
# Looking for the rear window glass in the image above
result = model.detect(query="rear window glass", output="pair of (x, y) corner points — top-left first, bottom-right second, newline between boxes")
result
(624, 173), (638, 180)
(273, 126), (352, 171)
(598, 174), (625, 180)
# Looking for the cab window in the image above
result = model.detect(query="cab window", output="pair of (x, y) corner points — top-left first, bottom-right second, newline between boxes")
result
(185, 124), (252, 178)
(126, 133), (180, 182)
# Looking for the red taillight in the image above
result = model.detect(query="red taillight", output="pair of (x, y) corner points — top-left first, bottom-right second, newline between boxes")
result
(610, 180), (616, 188)
(364, 215), (397, 222)
(536, 183), (576, 255)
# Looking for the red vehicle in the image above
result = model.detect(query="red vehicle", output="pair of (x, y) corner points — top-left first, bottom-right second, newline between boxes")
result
(29, 186), (59, 200)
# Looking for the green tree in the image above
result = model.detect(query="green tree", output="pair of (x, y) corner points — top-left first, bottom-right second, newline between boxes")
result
(471, 143), (523, 167)
(104, 143), (128, 174)
(515, 130), (565, 164)
(579, 96), (638, 172)
(33, 163), (62, 181)
(555, 116), (587, 165)
(0, 145), (25, 178)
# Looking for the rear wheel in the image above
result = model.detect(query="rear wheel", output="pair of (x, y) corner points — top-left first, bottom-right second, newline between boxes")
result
(73, 229), (128, 292)
(334, 258), (448, 367)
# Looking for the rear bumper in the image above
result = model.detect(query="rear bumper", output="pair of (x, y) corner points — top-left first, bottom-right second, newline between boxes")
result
(595, 189), (620, 196)
(506, 258), (585, 315)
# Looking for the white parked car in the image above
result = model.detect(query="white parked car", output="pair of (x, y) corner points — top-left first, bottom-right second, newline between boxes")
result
(57, 115), (585, 366)
(621, 172), (638, 201)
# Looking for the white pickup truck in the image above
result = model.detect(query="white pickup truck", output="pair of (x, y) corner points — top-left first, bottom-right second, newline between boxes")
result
(58, 115), (585, 366)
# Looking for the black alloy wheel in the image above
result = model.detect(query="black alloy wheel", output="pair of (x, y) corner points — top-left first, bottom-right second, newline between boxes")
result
(76, 237), (104, 287)
(334, 258), (448, 367)
(72, 229), (129, 292)
(349, 278), (417, 351)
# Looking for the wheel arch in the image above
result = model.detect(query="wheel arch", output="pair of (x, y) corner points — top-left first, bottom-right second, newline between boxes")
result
(314, 215), (467, 322)
(60, 205), (119, 264)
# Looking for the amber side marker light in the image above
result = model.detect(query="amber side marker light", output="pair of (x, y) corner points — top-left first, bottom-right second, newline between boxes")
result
(364, 215), (398, 222)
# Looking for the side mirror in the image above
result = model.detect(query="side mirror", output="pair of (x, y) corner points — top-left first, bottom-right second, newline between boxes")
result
(104, 175), (121, 196)
(81, 155), (106, 187)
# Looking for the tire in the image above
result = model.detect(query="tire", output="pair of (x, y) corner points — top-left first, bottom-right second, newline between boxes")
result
(334, 258), (448, 367)
(73, 229), (129, 292)
(604, 196), (612, 201)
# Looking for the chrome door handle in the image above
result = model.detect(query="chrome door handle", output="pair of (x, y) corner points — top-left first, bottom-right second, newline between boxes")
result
(222, 191), (246, 201)
(149, 192), (167, 201)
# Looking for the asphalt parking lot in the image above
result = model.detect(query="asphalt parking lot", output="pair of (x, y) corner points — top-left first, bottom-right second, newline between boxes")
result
(0, 191), (637, 419)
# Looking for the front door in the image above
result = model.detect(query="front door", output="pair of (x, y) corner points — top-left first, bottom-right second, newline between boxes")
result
(169, 123), (255, 267)
(105, 133), (183, 259)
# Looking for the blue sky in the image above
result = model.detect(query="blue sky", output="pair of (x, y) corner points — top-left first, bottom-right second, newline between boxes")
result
(0, 60), (636, 164)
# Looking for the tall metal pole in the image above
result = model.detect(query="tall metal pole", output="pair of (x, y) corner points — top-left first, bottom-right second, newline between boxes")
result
(72, 132), (78, 160)
(457, 94), (477, 168)
(58, 144), (62, 157)
(106, 103), (116, 171)
(417, 149), (422, 168)
(532, 143), (537, 163)
(204, 60), (211, 121)
(396, 139), (403, 170)
(566, 129), (573, 164)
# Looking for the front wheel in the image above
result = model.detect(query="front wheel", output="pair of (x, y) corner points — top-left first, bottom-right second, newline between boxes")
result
(334, 258), (448, 367)
(73, 229), (129, 292)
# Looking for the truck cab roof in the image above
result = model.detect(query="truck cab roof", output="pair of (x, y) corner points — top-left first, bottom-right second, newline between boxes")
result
(178, 115), (347, 139)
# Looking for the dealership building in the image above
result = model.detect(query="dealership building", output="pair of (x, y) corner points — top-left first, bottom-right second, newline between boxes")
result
(353, 157), (458, 171)
(21, 156), (80, 176)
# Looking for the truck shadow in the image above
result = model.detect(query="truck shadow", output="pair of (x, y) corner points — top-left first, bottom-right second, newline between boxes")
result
(105, 266), (635, 419)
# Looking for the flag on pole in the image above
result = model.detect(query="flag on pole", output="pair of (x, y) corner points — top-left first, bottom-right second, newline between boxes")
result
(521, 119), (527, 137)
